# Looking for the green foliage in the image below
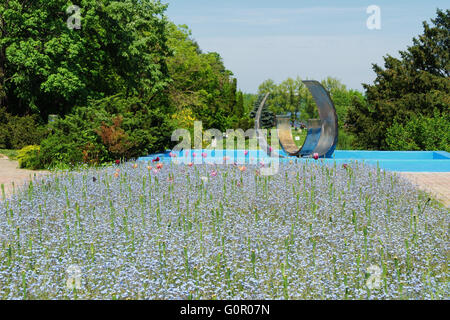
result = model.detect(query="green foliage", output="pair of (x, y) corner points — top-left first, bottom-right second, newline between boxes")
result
(166, 24), (238, 131)
(233, 116), (254, 131)
(17, 145), (42, 170)
(39, 96), (174, 167)
(257, 77), (318, 121)
(292, 129), (307, 148)
(0, 107), (47, 149)
(347, 9), (450, 150)
(337, 130), (357, 150)
(235, 91), (245, 118)
(322, 78), (364, 130)
(242, 93), (257, 115)
(0, 149), (18, 160)
(0, 0), (171, 119)
(1, 3), (257, 168)
(227, 91), (253, 130)
(386, 111), (450, 152)
(250, 94), (276, 129)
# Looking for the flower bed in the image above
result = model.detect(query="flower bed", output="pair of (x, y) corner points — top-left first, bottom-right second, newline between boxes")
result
(0, 162), (448, 299)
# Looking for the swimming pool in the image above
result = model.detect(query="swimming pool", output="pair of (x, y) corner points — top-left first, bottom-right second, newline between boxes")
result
(330, 151), (450, 172)
(139, 150), (450, 172)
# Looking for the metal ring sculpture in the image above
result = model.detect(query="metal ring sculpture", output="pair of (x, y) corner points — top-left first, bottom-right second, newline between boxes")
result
(255, 80), (338, 159)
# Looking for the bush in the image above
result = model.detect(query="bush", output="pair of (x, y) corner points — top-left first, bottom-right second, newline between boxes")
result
(17, 145), (43, 170)
(336, 130), (357, 150)
(386, 111), (450, 151)
(39, 96), (174, 167)
(0, 107), (47, 149)
(234, 115), (254, 131)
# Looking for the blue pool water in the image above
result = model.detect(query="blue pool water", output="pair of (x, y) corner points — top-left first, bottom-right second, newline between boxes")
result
(331, 151), (450, 172)
(139, 150), (450, 172)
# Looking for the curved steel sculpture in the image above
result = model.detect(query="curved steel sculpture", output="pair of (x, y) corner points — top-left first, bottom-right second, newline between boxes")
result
(254, 92), (283, 158)
(255, 80), (338, 158)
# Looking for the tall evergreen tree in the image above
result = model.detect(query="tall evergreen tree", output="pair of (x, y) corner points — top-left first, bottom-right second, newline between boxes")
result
(347, 9), (449, 150)
(235, 91), (245, 118)
(250, 94), (276, 129)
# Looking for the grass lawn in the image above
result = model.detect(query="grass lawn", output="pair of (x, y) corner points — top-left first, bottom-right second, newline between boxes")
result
(291, 129), (307, 148)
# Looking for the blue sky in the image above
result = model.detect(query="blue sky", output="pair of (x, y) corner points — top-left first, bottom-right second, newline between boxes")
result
(164, 0), (448, 93)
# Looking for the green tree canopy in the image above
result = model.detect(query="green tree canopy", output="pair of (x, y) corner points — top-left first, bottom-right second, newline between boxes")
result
(166, 24), (238, 132)
(0, 0), (171, 119)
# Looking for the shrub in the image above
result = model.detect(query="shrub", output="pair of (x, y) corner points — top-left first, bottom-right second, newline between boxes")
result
(234, 115), (254, 131)
(17, 145), (43, 170)
(39, 95), (174, 167)
(337, 130), (357, 150)
(96, 116), (135, 160)
(0, 107), (47, 149)
(386, 111), (450, 151)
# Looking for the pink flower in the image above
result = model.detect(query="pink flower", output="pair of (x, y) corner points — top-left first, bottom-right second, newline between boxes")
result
(185, 151), (189, 157)
(152, 169), (159, 174)
(244, 150), (249, 156)
(269, 146), (273, 152)
(156, 163), (164, 170)
(188, 162), (193, 167)
(343, 163), (348, 169)
(210, 170), (218, 177)
(313, 153), (319, 160)
(192, 153), (197, 158)
(202, 152), (207, 158)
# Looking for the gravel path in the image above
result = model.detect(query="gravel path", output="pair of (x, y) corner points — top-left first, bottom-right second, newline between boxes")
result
(0, 157), (49, 200)
(399, 172), (450, 208)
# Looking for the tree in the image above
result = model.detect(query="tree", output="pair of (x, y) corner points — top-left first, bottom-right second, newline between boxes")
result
(347, 9), (450, 150)
(250, 94), (276, 129)
(235, 91), (245, 118)
(257, 77), (318, 121)
(165, 23), (238, 132)
(0, 0), (171, 119)
(242, 93), (257, 115)
(386, 110), (449, 152)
